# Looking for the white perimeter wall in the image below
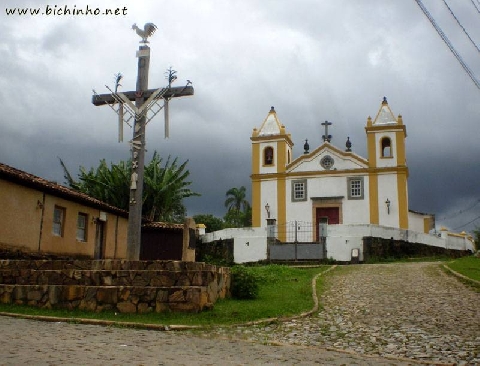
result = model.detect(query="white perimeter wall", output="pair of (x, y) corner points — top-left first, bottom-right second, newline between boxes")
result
(202, 225), (474, 263)
(327, 224), (475, 261)
(202, 227), (268, 264)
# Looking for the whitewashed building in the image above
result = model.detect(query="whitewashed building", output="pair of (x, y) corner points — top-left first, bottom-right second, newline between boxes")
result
(251, 98), (431, 236)
(201, 98), (475, 262)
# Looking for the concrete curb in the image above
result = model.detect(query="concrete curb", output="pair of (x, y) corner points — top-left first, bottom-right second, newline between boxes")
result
(442, 264), (480, 286)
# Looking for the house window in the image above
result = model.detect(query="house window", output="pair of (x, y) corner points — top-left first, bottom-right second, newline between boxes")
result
(53, 206), (66, 236)
(348, 177), (364, 200)
(381, 137), (392, 158)
(292, 180), (307, 202)
(77, 213), (88, 241)
(264, 146), (274, 165)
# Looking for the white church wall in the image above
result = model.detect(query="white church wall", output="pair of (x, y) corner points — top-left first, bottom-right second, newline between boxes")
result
(202, 227), (268, 263)
(377, 174), (399, 227)
(260, 179), (277, 223)
(342, 197), (370, 224)
(291, 149), (368, 173)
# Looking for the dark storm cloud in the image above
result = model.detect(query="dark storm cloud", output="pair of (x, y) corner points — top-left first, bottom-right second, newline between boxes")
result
(1, 0), (479, 232)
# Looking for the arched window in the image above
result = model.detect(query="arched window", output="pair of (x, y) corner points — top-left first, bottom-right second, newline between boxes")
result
(381, 137), (392, 158)
(264, 147), (274, 165)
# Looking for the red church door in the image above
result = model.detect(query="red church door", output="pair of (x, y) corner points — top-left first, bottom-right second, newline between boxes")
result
(316, 207), (339, 240)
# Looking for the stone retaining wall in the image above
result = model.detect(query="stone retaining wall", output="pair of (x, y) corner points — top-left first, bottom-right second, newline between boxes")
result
(0, 260), (230, 313)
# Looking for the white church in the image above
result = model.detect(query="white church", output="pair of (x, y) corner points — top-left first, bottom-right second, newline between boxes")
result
(202, 98), (474, 262)
(251, 97), (431, 237)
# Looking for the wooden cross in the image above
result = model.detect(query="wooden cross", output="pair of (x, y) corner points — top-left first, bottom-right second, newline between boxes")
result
(322, 120), (332, 142)
(92, 25), (194, 260)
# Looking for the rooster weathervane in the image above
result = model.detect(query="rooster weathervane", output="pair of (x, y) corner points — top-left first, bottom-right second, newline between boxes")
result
(132, 23), (157, 43)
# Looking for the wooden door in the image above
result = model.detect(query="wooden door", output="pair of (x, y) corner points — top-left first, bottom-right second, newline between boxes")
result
(315, 207), (339, 240)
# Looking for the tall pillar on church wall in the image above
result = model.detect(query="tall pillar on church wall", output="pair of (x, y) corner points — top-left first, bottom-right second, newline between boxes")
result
(251, 138), (261, 227)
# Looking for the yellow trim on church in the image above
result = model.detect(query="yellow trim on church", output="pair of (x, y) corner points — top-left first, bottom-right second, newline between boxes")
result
(251, 179), (261, 227)
(369, 172), (379, 224)
(397, 172), (409, 229)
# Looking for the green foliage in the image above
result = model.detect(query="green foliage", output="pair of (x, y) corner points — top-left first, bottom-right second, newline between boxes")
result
(193, 214), (224, 233)
(59, 152), (199, 223)
(230, 265), (260, 299)
(223, 186), (251, 228)
(447, 256), (480, 282)
(473, 228), (480, 251)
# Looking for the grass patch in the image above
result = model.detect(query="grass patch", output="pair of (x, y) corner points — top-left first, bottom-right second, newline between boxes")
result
(446, 256), (480, 282)
(0, 265), (331, 327)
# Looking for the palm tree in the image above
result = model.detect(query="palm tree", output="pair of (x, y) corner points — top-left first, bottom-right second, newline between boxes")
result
(224, 186), (251, 227)
(224, 186), (249, 213)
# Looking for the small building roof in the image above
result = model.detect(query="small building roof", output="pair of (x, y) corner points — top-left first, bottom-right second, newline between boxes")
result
(256, 106), (284, 136)
(0, 162), (128, 217)
(372, 97), (397, 125)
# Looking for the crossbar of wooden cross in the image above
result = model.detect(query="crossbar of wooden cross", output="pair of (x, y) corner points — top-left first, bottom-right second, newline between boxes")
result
(92, 84), (194, 141)
(91, 85), (194, 106)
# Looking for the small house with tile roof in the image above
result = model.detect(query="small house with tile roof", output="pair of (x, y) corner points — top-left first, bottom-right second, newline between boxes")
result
(0, 162), (129, 259)
(0, 162), (195, 260)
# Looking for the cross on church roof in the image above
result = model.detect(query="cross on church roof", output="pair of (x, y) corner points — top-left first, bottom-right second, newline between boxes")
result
(322, 120), (332, 142)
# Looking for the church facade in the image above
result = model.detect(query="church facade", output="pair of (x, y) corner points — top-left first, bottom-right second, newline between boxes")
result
(250, 98), (434, 241)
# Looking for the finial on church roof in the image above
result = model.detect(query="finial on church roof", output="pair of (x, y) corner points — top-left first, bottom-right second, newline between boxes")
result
(397, 114), (403, 125)
(345, 137), (352, 152)
(382, 96), (388, 105)
(304, 139), (310, 154)
(270, 106), (275, 113)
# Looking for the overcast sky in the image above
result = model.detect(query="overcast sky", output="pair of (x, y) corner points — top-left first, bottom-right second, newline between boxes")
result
(1, 0), (479, 233)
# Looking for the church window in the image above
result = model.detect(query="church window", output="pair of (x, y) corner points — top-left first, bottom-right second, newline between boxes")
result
(381, 137), (392, 158)
(264, 146), (274, 165)
(76, 213), (88, 242)
(347, 177), (364, 200)
(287, 150), (291, 164)
(53, 206), (66, 237)
(292, 180), (307, 202)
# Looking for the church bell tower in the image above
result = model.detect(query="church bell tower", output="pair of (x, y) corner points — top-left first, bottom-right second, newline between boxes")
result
(365, 97), (409, 229)
(251, 107), (293, 228)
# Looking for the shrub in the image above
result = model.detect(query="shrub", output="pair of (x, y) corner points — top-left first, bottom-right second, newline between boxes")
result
(230, 266), (260, 299)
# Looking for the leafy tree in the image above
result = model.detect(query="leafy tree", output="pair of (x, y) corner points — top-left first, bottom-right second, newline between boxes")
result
(473, 227), (480, 252)
(224, 186), (251, 228)
(193, 214), (225, 233)
(60, 152), (199, 223)
(224, 186), (249, 213)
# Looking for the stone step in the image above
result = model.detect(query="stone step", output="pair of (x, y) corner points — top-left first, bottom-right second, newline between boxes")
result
(0, 284), (216, 313)
(0, 259), (218, 272)
(0, 268), (219, 287)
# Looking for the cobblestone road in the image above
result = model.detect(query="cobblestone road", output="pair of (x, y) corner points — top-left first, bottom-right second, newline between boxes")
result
(0, 316), (417, 365)
(205, 262), (480, 365)
(0, 262), (478, 365)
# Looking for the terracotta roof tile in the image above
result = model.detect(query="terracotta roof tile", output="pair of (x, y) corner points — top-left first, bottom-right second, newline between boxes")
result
(0, 162), (128, 217)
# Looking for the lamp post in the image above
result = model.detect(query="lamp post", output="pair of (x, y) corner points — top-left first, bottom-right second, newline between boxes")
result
(385, 198), (391, 215)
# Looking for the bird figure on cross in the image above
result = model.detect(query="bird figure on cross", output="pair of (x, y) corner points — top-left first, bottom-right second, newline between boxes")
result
(132, 23), (158, 43)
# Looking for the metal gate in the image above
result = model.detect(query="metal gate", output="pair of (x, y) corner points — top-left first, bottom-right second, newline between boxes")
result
(267, 221), (327, 261)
